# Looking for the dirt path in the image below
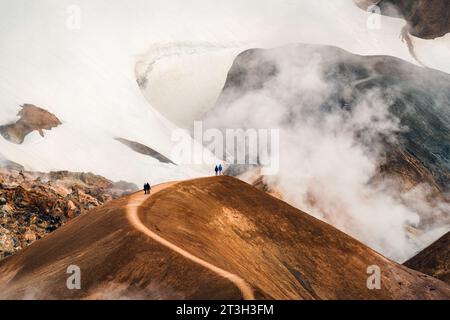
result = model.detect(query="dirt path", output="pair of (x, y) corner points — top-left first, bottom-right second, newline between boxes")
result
(126, 182), (255, 300)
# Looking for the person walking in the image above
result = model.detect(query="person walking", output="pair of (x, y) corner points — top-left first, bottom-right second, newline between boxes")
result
(214, 165), (219, 176)
(144, 182), (151, 194)
(218, 164), (223, 175)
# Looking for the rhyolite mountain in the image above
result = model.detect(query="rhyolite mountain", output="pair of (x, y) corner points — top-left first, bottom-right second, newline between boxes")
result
(0, 104), (61, 145)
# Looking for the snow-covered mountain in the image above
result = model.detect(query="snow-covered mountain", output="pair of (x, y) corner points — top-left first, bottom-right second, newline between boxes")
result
(355, 0), (450, 39)
(1, 0), (449, 186)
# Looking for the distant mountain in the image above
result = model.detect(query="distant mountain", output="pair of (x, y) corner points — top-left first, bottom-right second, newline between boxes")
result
(207, 44), (450, 192)
(355, 0), (450, 39)
(115, 138), (175, 165)
(0, 176), (448, 299)
(404, 232), (450, 284)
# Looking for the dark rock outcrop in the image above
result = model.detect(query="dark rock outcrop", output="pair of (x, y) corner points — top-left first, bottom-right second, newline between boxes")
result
(0, 177), (449, 299)
(404, 232), (450, 283)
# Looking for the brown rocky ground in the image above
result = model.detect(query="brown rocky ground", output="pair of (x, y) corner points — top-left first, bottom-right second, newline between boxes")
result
(404, 232), (449, 284)
(0, 176), (448, 300)
(0, 104), (61, 144)
(115, 137), (175, 164)
(0, 168), (137, 260)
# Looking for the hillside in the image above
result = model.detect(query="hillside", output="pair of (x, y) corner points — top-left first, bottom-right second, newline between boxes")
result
(404, 232), (450, 284)
(0, 177), (448, 300)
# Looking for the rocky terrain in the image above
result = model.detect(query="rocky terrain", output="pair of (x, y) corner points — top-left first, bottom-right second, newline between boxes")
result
(0, 104), (61, 144)
(404, 232), (449, 284)
(115, 137), (175, 164)
(355, 0), (450, 39)
(0, 168), (137, 260)
(208, 43), (450, 193)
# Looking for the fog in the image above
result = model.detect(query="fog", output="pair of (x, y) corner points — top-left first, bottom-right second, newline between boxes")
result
(0, 0), (448, 260)
(204, 45), (450, 262)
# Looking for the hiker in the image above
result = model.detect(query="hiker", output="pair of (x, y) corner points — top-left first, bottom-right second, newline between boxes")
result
(218, 164), (223, 175)
(214, 165), (219, 176)
(143, 182), (151, 194)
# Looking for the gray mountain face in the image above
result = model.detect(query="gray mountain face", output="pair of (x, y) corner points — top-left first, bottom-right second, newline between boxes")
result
(204, 44), (450, 193)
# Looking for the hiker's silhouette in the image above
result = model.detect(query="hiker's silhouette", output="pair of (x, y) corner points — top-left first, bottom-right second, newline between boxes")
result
(144, 182), (151, 194)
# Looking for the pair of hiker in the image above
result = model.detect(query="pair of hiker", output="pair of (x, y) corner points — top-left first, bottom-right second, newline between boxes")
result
(214, 164), (223, 176)
(143, 182), (151, 194)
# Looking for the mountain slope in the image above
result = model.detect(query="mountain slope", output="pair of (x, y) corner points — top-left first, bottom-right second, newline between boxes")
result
(0, 176), (448, 300)
(2, 3), (450, 183)
(203, 43), (450, 261)
(404, 232), (450, 284)
(208, 44), (450, 192)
